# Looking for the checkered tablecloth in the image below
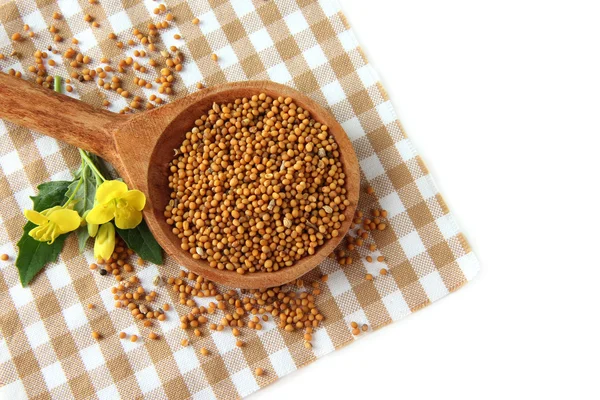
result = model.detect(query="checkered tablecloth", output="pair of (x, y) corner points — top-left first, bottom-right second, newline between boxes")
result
(0, 0), (480, 398)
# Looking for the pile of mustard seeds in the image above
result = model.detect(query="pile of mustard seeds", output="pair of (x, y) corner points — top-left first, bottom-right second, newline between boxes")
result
(165, 94), (350, 274)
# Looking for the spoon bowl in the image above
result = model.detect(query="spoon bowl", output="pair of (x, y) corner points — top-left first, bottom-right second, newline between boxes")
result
(0, 75), (359, 288)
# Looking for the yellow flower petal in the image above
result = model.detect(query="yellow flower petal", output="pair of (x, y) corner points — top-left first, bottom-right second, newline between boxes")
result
(114, 206), (143, 229)
(94, 223), (115, 261)
(24, 209), (48, 226)
(87, 203), (116, 225)
(43, 206), (65, 216)
(29, 223), (59, 244)
(46, 209), (81, 233)
(88, 223), (98, 238)
(96, 180), (128, 204)
(120, 190), (146, 211)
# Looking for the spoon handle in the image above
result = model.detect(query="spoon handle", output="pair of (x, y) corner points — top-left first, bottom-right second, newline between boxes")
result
(0, 73), (128, 167)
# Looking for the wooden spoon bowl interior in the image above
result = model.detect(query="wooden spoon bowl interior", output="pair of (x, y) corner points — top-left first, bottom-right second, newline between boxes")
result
(145, 83), (360, 288)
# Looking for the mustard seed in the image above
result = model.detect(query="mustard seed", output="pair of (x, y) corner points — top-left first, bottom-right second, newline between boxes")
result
(200, 347), (209, 356)
(130, 335), (138, 342)
(119, 332), (127, 339)
(255, 368), (264, 376)
(1, 254), (9, 261)
(165, 94), (348, 274)
(91, 331), (101, 340)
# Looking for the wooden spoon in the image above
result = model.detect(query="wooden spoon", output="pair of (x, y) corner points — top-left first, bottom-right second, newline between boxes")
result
(0, 74), (359, 288)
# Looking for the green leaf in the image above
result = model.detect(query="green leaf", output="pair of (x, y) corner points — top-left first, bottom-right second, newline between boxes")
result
(32, 181), (73, 211)
(116, 221), (163, 265)
(65, 166), (97, 215)
(16, 180), (73, 286)
(76, 225), (90, 253)
(16, 227), (68, 286)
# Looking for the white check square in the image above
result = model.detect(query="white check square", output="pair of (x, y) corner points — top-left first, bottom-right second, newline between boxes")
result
(382, 291), (411, 322)
(359, 154), (385, 180)
(108, 11), (133, 34)
(215, 45), (239, 69)
(63, 303), (87, 331)
(45, 263), (72, 291)
(0, 150), (23, 175)
(9, 285), (33, 308)
(25, 320), (50, 349)
(57, 0), (82, 18)
(75, 28), (98, 53)
(80, 343), (105, 371)
(97, 384), (119, 400)
(377, 101), (396, 125)
(415, 175), (437, 200)
(327, 269), (351, 297)
(321, 80), (346, 105)
(232, 0), (255, 18)
(267, 63), (292, 84)
(420, 271), (449, 302)
(173, 346), (200, 375)
(269, 348), (297, 377)
(249, 28), (274, 52)
(395, 139), (416, 161)
(199, 10), (220, 35)
(378, 191), (405, 218)
(135, 365), (161, 394)
(311, 327), (335, 358)
(341, 116), (365, 141)
(230, 368), (259, 398)
(399, 231), (426, 259)
(22, 10), (46, 33)
(285, 10), (309, 35)
(41, 361), (67, 390)
(303, 45), (328, 69)
(193, 387), (217, 400)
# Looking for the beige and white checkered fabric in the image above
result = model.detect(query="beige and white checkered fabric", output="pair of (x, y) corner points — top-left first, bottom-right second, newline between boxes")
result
(0, 0), (479, 398)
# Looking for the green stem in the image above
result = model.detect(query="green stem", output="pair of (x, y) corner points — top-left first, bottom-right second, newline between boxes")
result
(64, 173), (83, 206)
(54, 76), (61, 93)
(79, 149), (105, 182)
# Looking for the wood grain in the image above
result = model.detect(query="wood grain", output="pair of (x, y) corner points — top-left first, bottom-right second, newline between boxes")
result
(0, 74), (360, 288)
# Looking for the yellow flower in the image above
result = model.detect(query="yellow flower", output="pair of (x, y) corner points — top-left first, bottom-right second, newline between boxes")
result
(24, 206), (81, 244)
(94, 222), (115, 261)
(86, 180), (146, 229)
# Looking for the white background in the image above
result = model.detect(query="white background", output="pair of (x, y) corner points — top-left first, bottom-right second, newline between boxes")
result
(259, 1), (600, 398)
